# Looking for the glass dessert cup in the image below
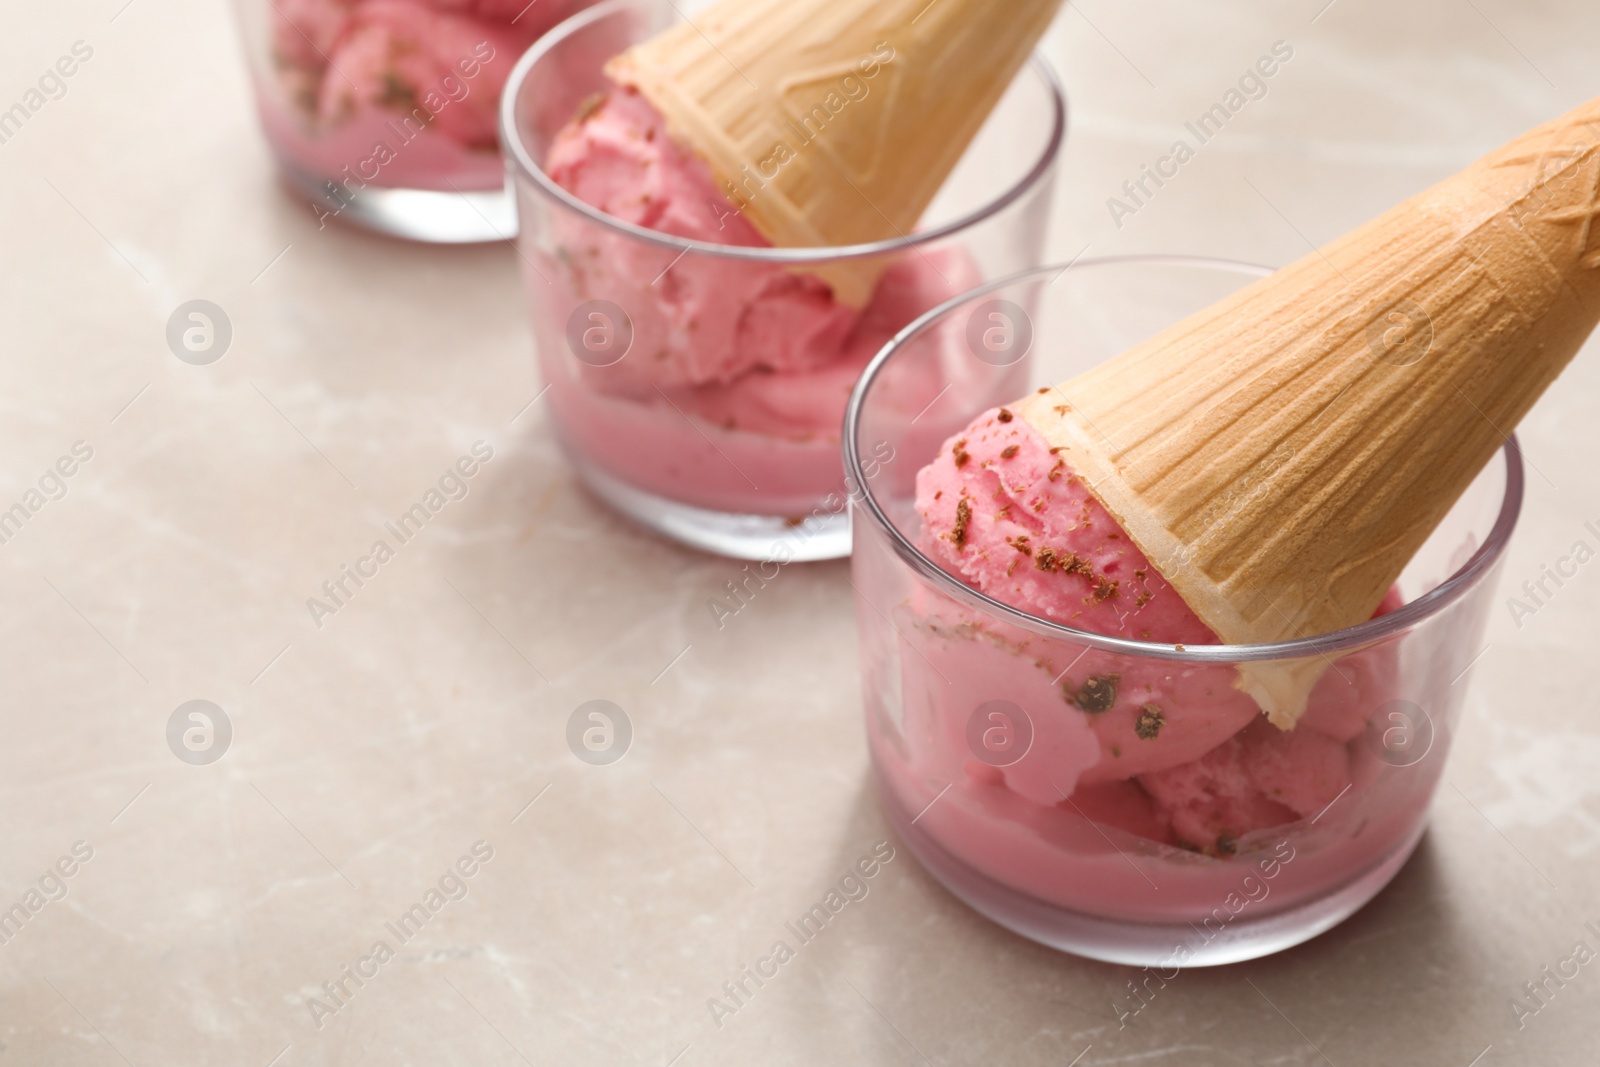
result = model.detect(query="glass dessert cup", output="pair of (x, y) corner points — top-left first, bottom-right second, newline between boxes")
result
(844, 256), (1523, 966)
(500, 0), (1066, 560)
(230, 0), (597, 242)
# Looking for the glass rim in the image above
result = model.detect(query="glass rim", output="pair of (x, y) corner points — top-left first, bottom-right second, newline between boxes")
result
(842, 254), (1526, 663)
(498, 0), (1068, 264)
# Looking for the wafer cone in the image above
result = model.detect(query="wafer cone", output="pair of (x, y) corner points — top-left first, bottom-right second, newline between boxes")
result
(1013, 95), (1600, 727)
(606, 0), (1064, 306)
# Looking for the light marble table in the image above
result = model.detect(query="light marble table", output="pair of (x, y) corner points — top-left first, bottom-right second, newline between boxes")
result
(2, 0), (1599, 1064)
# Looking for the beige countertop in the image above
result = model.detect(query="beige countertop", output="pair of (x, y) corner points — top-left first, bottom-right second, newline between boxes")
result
(2, 0), (1599, 1063)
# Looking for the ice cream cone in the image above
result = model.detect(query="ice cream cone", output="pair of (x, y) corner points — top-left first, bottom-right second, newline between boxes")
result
(1013, 95), (1600, 726)
(606, 0), (1064, 306)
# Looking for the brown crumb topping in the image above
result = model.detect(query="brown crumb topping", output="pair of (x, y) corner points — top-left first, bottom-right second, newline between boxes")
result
(953, 439), (970, 468)
(1215, 834), (1238, 858)
(1000, 445), (1019, 460)
(997, 408), (1014, 423)
(951, 497), (973, 549)
(1135, 704), (1165, 740)
(1006, 535), (1032, 556)
(1074, 674), (1119, 713)
(1034, 546), (1067, 572)
(1035, 547), (1098, 580)
(379, 73), (419, 111)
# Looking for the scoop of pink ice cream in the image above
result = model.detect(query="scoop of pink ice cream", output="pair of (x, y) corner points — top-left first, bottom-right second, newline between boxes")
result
(671, 252), (980, 438)
(913, 405), (1257, 799)
(314, 2), (527, 147)
(545, 87), (867, 391)
(535, 84), (983, 513)
(260, 0), (595, 197)
(1139, 718), (1348, 852)
(917, 404), (1216, 642)
(914, 408), (1404, 851)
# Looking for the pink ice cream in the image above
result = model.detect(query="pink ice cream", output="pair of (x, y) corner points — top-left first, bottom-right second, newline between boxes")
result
(257, 0), (591, 191)
(910, 406), (1405, 853)
(533, 87), (982, 515)
(850, 403), (1441, 931)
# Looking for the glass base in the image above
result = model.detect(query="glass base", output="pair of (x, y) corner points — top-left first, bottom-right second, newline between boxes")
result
(279, 161), (516, 244)
(879, 771), (1425, 967)
(570, 453), (851, 562)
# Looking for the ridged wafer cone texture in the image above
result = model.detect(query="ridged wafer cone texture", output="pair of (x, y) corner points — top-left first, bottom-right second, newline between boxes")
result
(1014, 95), (1600, 727)
(606, 0), (1064, 306)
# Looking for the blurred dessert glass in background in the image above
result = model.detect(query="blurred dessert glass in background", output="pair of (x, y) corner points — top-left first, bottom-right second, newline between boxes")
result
(233, 0), (594, 241)
(499, 0), (1066, 559)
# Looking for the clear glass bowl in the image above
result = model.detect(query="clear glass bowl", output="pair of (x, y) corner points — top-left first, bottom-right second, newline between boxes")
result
(844, 256), (1522, 966)
(230, 0), (597, 242)
(500, 0), (1066, 559)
